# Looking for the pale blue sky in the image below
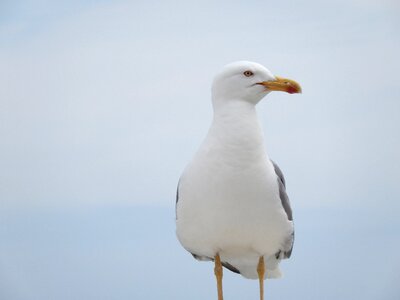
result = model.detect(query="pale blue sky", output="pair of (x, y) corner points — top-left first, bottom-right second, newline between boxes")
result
(1, 0), (399, 299)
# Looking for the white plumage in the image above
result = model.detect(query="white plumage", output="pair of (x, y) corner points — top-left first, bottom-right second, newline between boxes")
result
(176, 61), (300, 282)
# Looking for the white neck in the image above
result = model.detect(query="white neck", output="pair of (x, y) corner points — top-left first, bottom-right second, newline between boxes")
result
(201, 99), (268, 167)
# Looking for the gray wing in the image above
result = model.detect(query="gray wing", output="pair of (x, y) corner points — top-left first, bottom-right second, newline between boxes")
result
(271, 160), (294, 259)
(271, 160), (293, 221)
(175, 179), (180, 219)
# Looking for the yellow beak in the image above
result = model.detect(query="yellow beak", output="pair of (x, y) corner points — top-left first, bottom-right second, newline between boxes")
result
(257, 76), (302, 94)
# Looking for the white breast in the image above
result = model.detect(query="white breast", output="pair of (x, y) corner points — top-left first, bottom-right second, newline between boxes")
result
(176, 101), (293, 278)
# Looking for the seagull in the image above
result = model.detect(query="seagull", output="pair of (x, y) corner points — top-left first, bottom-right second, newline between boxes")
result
(175, 61), (301, 300)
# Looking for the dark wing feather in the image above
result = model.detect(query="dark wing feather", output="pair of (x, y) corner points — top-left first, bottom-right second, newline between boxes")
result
(191, 254), (240, 274)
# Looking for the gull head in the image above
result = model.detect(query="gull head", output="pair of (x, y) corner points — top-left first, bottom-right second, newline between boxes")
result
(211, 61), (301, 105)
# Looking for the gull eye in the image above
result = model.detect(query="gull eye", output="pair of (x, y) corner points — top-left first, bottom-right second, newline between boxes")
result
(243, 70), (254, 77)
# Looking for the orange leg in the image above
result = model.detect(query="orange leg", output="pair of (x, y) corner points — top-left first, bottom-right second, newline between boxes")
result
(214, 254), (223, 300)
(257, 256), (265, 300)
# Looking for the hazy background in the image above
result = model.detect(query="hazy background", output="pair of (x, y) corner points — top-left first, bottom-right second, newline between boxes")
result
(1, 0), (399, 299)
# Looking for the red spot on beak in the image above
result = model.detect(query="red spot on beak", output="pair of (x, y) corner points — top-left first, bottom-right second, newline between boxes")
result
(287, 86), (298, 94)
